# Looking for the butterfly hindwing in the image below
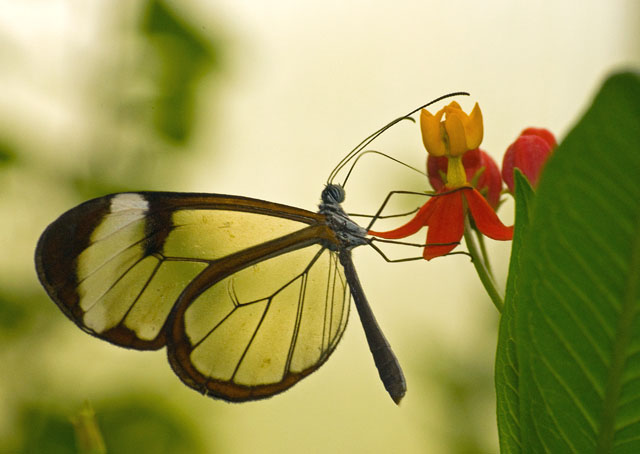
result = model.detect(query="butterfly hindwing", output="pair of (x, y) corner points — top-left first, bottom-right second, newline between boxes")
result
(36, 191), (350, 399)
(168, 243), (350, 401)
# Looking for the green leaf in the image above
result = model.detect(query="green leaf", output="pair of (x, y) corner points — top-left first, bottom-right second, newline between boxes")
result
(496, 171), (536, 454)
(504, 71), (640, 452)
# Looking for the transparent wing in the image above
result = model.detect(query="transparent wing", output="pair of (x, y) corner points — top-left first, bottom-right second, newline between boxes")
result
(37, 188), (405, 404)
(35, 192), (330, 350)
(168, 244), (350, 401)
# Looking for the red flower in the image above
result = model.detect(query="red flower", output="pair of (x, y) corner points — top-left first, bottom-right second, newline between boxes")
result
(369, 187), (513, 260)
(502, 128), (556, 192)
(427, 148), (502, 208)
(368, 101), (513, 260)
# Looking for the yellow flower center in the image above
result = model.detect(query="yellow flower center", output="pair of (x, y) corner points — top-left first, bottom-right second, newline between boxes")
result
(445, 155), (467, 188)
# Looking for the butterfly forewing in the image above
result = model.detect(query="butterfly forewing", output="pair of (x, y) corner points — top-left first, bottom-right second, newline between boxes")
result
(35, 192), (342, 352)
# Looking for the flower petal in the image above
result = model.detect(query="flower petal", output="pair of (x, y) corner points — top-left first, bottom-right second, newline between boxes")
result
(444, 101), (462, 111)
(476, 150), (502, 209)
(423, 191), (465, 260)
(463, 188), (513, 240)
(465, 103), (484, 150)
(426, 154), (448, 191)
(443, 113), (468, 157)
(420, 109), (446, 156)
(368, 196), (437, 239)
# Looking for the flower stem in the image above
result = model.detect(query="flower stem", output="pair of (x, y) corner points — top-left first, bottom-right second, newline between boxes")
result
(475, 229), (494, 279)
(464, 217), (504, 313)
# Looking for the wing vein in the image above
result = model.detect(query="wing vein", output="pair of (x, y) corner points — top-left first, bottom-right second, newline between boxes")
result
(284, 247), (327, 375)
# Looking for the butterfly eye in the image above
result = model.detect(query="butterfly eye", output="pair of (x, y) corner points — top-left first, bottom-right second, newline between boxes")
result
(322, 184), (345, 204)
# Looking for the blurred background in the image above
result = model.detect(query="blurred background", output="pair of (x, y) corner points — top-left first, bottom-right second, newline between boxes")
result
(0, 1), (638, 452)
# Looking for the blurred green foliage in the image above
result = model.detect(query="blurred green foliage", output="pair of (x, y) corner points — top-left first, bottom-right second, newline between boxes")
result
(17, 407), (77, 454)
(96, 396), (207, 454)
(0, 139), (16, 167)
(71, 403), (106, 454)
(0, 288), (46, 335)
(0, 1), (223, 452)
(69, 0), (223, 199)
(12, 397), (207, 454)
(141, 0), (220, 143)
(418, 319), (497, 454)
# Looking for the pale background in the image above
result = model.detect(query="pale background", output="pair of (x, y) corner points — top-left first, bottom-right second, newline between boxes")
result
(0, 1), (638, 453)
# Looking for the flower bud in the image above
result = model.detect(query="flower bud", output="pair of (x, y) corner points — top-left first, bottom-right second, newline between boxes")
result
(502, 129), (555, 192)
(520, 127), (557, 148)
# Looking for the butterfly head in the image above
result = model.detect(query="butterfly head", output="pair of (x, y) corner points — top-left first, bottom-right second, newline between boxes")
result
(321, 184), (346, 205)
(319, 184), (367, 250)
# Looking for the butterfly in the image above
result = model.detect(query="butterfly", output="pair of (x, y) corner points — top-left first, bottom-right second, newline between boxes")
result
(34, 93), (468, 404)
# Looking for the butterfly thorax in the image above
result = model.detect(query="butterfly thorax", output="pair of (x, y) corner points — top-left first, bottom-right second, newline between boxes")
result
(319, 184), (368, 251)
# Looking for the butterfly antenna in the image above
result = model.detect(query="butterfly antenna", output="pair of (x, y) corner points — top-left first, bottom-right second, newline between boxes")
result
(340, 150), (425, 189)
(327, 91), (469, 185)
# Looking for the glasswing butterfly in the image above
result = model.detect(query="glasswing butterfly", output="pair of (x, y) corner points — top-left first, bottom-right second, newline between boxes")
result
(35, 94), (467, 404)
